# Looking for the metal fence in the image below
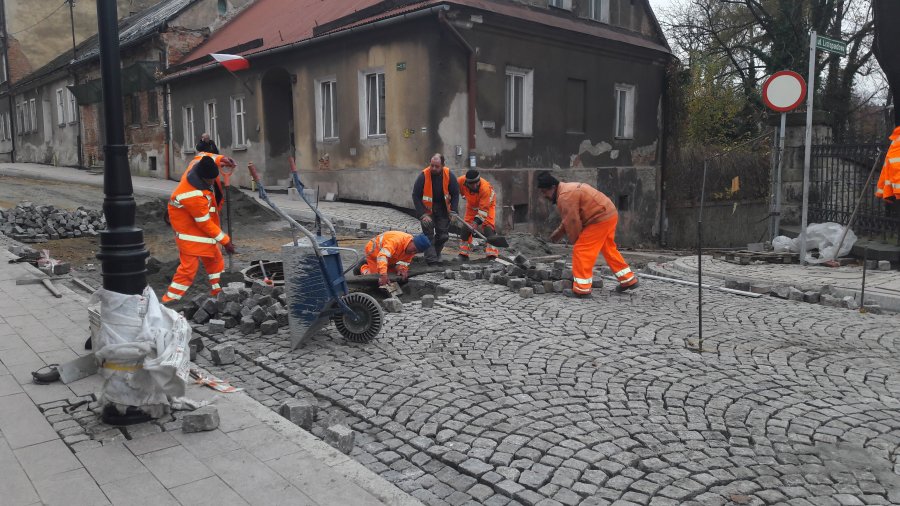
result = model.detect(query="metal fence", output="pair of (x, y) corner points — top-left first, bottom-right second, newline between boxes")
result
(809, 141), (899, 243)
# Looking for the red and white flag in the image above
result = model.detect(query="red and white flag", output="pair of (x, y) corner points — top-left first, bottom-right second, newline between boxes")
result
(210, 53), (250, 72)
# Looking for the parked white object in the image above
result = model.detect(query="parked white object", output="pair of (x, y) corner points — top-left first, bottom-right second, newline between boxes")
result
(772, 222), (857, 264)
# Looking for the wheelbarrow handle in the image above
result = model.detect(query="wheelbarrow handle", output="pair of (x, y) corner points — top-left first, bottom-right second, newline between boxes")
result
(288, 157), (337, 239)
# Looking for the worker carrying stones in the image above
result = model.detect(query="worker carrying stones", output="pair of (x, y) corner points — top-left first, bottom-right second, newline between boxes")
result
(536, 171), (638, 298)
(412, 153), (461, 265)
(354, 231), (431, 286)
(457, 169), (499, 260)
(162, 154), (236, 303)
(875, 125), (900, 201)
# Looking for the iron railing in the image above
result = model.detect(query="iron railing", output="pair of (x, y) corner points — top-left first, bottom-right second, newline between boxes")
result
(809, 141), (898, 243)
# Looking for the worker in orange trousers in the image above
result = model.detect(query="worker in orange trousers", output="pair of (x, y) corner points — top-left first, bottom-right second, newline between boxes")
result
(457, 169), (499, 260)
(536, 171), (638, 298)
(162, 154), (236, 303)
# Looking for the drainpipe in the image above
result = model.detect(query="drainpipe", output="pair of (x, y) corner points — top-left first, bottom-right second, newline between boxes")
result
(438, 11), (476, 168)
(659, 63), (669, 247)
(163, 83), (172, 180)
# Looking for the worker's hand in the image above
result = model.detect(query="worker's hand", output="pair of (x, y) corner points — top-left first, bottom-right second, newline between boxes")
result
(399, 270), (409, 282)
(450, 212), (461, 223)
(549, 230), (564, 243)
(223, 242), (236, 254)
(473, 216), (484, 227)
(420, 214), (433, 225)
(378, 274), (390, 286)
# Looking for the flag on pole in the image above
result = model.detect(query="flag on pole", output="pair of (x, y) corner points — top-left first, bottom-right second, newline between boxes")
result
(210, 53), (250, 72)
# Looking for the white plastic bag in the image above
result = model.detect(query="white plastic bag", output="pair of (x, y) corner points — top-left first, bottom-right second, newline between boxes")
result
(772, 236), (793, 253)
(773, 223), (857, 263)
(91, 286), (191, 416)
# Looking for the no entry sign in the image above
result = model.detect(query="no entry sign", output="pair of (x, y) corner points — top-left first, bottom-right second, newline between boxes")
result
(762, 71), (807, 112)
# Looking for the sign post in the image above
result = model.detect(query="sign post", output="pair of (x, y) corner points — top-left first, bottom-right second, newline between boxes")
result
(762, 71), (806, 240)
(800, 32), (847, 264)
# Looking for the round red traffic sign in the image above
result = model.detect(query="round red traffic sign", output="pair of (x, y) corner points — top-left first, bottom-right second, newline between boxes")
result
(762, 71), (806, 112)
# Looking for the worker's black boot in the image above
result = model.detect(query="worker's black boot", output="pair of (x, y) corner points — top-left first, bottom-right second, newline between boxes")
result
(562, 289), (592, 299)
(614, 279), (639, 293)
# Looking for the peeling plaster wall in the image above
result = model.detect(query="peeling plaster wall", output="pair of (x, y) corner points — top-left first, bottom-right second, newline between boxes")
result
(12, 75), (80, 167)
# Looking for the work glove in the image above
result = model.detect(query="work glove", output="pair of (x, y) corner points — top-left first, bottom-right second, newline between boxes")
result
(379, 274), (390, 286)
(399, 270), (409, 282)
(473, 216), (484, 227)
(223, 242), (236, 254)
(420, 214), (433, 225)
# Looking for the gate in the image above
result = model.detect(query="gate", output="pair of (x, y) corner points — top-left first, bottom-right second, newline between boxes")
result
(809, 141), (899, 243)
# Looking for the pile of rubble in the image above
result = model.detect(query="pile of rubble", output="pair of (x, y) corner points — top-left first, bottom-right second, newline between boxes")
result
(444, 253), (597, 298)
(0, 202), (106, 243)
(185, 281), (290, 336)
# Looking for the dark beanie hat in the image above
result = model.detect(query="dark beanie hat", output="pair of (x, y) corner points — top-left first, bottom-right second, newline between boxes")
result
(536, 171), (559, 189)
(195, 156), (219, 179)
(465, 169), (480, 183)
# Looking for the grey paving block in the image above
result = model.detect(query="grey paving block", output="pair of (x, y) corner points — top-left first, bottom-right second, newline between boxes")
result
(226, 424), (300, 462)
(170, 475), (250, 506)
(204, 448), (314, 505)
(100, 471), (180, 505)
(0, 437), (39, 505)
(183, 406), (221, 433)
(139, 445), (215, 488)
(77, 442), (148, 485)
(32, 467), (110, 506)
(14, 439), (82, 482)
(268, 451), (385, 506)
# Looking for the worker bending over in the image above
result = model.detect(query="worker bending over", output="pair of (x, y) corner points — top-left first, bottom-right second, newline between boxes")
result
(457, 169), (499, 260)
(536, 171), (638, 298)
(162, 154), (236, 303)
(357, 231), (431, 286)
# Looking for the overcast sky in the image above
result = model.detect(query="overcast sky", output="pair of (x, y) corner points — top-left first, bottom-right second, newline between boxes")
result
(648, 0), (678, 24)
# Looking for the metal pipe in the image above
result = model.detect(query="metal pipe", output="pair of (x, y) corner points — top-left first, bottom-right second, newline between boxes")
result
(159, 6), (451, 84)
(624, 273), (763, 298)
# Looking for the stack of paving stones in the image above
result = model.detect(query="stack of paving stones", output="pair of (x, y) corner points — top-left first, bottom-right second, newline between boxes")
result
(0, 202), (106, 243)
(6, 244), (71, 274)
(443, 254), (592, 298)
(727, 279), (883, 313)
(187, 280), (291, 336)
(38, 394), (185, 454)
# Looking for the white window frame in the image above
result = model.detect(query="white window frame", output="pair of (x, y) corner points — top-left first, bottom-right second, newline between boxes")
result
(204, 100), (218, 146)
(67, 88), (77, 124)
(0, 113), (5, 141)
(56, 89), (66, 126)
(5, 113), (11, 141)
(182, 105), (195, 152)
(0, 54), (7, 84)
(315, 77), (338, 142)
(29, 99), (36, 133)
(549, 0), (571, 9)
(505, 66), (534, 136)
(358, 70), (386, 139)
(15, 104), (22, 135)
(22, 101), (30, 133)
(614, 84), (635, 139)
(231, 95), (246, 148)
(588, 0), (609, 22)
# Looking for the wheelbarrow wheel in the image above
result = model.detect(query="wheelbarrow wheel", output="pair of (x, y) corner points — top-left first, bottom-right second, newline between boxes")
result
(332, 292), (384, 343)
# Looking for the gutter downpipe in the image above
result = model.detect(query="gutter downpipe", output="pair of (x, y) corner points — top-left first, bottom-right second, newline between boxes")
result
(159, 5), (452, 85)
(438, 10), (476, 169)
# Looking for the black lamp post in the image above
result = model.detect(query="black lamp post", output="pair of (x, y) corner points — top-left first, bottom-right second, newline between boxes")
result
(95, 0), (150, 425)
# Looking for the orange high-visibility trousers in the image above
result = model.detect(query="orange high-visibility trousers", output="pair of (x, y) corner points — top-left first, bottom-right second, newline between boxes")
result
(161, 249), (225, 302)
(459, 222), (499, 258)
(571, 215), (636, 295)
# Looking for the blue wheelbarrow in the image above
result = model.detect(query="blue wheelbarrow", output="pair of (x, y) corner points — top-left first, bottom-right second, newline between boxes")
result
(247, 162), (384, 349)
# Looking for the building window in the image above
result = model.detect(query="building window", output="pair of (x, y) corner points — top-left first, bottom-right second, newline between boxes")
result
(231, 96), (246, 147)
(67, 88), (77, 124)
(0, 54), (6, 84)
(0, 113), (6, 140)
(217, 0), (227, 15)
(565, 79), (586, 134)
(364, 71), (385, 137)
(28, 99), (36, 133)
(56, 89), (66, 126)
(147, 90), (159, 123)
(125, 94), (140, 126)
(614, 84), (635, 139)
(588, 0), (609, 22)
(15, 104), (22, 135)
(316, 78), (338, 141)
(204, 100), (217, 144)
(549, 0), (571, 9)
(5, 113), (11, 140)
(505, 66), (534, 136)
(183, 106), (194, 151)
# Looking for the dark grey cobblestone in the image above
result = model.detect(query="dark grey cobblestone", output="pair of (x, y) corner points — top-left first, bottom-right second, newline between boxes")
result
(187, 272), (900, 505)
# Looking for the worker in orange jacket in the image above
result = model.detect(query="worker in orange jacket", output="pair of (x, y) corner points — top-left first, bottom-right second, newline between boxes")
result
(355, 231), (431, 286)
(876, 125), (900, 201)
(162, 155), (236, 303)
(457, 169), (499, 259)
(537, 171), (638, 298)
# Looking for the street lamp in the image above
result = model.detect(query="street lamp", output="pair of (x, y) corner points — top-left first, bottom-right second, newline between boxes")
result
(95, 0), (150, 425)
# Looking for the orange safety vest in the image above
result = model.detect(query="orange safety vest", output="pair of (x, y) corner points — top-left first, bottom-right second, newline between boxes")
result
(365, 231), (415, 275)
(421, 166), (451, 215)
(876, 126), (900, 200)
(457, 176), (496, 227)
(168, 156), (231, 257)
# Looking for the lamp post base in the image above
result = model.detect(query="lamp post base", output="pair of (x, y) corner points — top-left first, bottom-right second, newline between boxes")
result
(101, 404), (153, 426)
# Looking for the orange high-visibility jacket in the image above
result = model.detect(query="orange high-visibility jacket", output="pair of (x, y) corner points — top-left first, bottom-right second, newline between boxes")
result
(421, 166), (451, 214)
(457, 176), (496, 227)
(552, 182), (617, 243)
(168, 156), (231, 257)
(365, 231), (415, 275)
(876, 126), (900, 200)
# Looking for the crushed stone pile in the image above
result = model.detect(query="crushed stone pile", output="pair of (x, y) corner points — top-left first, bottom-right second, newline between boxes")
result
(184, 281), (290, 336)
(442, 253), (600, 296)
(0, 202), (105, 243)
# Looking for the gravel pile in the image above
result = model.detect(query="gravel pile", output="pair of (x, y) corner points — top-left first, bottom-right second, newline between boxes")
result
(0, 202), (105, 243)
(186, 281), (290, 336)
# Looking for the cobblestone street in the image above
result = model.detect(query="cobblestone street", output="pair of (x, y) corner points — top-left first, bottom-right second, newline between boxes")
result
(194, 272), (900, 506)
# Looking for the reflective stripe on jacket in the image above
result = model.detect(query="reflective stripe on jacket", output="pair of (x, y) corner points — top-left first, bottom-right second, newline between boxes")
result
(552, 182), (617, 243)
(365, 231), (415, 275)
(457, 176), (496, 227)
(168, 157), (230, 256)
(421, 166), (451, 214)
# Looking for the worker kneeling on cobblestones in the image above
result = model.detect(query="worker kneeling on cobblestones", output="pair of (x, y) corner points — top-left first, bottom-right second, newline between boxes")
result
(163, 155), (237, 303)
(356, 231), (431, 286)
(537, 171), (637, 298)
(457, 169), (499, 260)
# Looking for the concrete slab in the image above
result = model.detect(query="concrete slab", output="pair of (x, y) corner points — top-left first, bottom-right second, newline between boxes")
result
(170, 476), (250, 506)
(32, 467), (110, 506)
(21, 381), (75, 405)
(14, 439), (82, 482)
(139, 445), (215, 488)
(124, 431), (180, 456)
(77, 442), (148, 485)
(0, 393), (59, 449)
(0, 373), (23, 397)
(100, 472), (180, 506)
(170, 428), (241, 459)
(268, 450), (385, 506)
(0, 438), (39, 505)
(226, 424), (301, 462)
(204, 448), (316, 506)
